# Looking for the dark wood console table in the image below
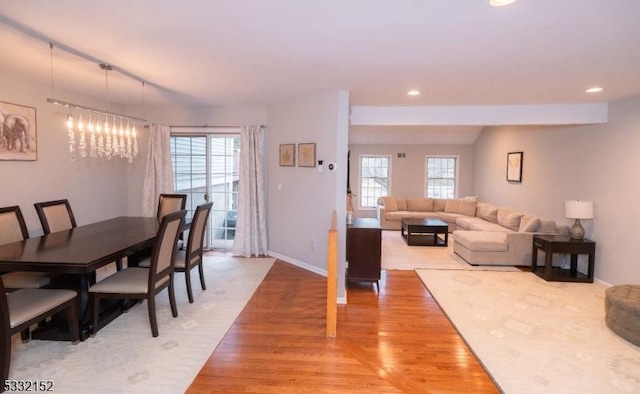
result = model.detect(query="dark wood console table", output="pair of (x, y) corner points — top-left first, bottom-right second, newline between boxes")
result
(531, 234), (596, 283)
(346, 218), (381, 289)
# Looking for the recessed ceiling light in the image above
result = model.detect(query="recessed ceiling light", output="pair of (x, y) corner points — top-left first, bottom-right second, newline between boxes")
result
(407, 90), (421, 96)
(585, 87), (604, 93)
(490, 0), (516, 6)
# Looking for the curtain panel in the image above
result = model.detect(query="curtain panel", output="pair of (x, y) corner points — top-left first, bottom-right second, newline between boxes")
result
(142, 124), (174, 217)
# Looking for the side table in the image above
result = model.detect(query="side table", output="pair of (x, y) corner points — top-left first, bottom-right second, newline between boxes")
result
(531, 234), (596, 283)
(346, 218), (381, 289)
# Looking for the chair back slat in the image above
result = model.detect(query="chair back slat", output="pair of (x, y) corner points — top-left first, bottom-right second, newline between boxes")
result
(0, 206), (28, 246)
(187, 202), (213, 259)
(34, 199), (77, 234)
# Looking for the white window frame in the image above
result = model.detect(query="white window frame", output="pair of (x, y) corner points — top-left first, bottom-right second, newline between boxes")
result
(358, 154), (391, 210)
(425, 155), (459, 199)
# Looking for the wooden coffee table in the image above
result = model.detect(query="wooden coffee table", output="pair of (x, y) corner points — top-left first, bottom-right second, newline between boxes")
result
(401, 218), (449, 246)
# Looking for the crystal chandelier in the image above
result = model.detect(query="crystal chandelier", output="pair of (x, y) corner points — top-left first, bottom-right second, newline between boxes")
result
(47, 43), (145, 163)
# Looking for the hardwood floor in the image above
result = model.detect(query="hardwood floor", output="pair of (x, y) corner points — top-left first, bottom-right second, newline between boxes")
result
(188, 260), (499, 393)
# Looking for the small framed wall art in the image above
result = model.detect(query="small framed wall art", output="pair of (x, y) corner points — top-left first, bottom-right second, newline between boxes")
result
(0, 100), (37, 161)
(279, 144), (295, 166)
(506, 151), (523, 182)
(297, 143), (316, 167)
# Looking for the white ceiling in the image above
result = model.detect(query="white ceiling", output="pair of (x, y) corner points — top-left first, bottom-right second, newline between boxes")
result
(1, 0), (639, 145)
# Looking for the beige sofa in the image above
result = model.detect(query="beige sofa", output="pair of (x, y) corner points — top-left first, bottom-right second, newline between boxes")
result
(377, 196), (568, 266)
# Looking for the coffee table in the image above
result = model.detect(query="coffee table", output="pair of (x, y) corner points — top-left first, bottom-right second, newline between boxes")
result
(401, 218), (449, 246)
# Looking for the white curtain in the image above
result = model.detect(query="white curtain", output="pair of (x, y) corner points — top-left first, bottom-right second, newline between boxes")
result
(142, 124), (174, 217)
(232, 125), (268, 257)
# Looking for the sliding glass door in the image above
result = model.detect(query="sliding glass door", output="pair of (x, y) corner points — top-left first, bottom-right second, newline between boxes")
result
(170, 131), (240, 250)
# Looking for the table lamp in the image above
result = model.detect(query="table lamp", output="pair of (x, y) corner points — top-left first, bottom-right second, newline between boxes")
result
(565, 200), (594, 240)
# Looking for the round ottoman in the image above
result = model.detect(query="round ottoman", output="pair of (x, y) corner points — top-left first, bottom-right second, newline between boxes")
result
(605, 285), (640, 346)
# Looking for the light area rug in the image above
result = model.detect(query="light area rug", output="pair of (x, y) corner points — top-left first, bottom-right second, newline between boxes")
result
(416, 269), (640, 394)
(382, 230), (518, 271)
(8, 256), (274, 394)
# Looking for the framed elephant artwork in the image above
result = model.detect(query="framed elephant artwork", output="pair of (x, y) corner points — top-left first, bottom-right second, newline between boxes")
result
(0, 100), (37, 161)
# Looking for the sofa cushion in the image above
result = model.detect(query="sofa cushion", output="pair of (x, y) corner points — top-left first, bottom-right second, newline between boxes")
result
(408, 212), (439, 220)
(432, 198), (446, 212)
(538, 219), (556, 233)
(397, 198), (408, 211)
(454, 231), (508, 252)
(476, 202), (498, 223)
(382, 196), (398, 212)
(438, 212), (465, 223)
(518, 215), (541, 232)
(497, 208), (524, 231)
(458, 199), (477, 216)
(407, 198), (433, 212)
(385, 211), (410, 221)
(444, 199), (461, 213)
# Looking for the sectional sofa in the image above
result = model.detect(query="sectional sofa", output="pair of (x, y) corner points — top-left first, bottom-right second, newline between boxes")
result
(377, 196), (568, 266)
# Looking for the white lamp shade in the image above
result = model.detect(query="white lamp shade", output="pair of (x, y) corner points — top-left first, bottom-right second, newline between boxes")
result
(565, 200), (594, 219)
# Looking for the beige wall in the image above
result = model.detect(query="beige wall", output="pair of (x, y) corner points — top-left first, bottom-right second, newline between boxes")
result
(474, 95), (640, 285)
(267, 91), (349, 299)
(347, 143), (474, 217)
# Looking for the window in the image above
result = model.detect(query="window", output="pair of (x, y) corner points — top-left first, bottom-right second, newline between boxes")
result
(359, 155), (390, 208)
(426, 156), (458, 198)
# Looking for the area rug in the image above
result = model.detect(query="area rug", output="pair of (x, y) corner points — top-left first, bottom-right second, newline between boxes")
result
(8, 256), (275, 393)
(416, 269), (640, 394)
(382, 230), (518, 271)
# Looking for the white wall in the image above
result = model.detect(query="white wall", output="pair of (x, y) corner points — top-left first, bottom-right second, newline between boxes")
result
(348, 143), (474, 217)
(267, 91), (349, 300)
(0, 69), (128, 236)
(474, 95), (640, 285)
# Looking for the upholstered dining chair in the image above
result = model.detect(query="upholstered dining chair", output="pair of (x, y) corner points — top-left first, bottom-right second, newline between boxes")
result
(140, 202), (212, 303)
(33, 199), (77, 235)
(1, 275), (79, 385)
(156, 194), (187, 221)
(89, 210), (186, 338)
(0, 206), (51, 291)
(34, 199), (123, 272)
(157, 193), (187, 248)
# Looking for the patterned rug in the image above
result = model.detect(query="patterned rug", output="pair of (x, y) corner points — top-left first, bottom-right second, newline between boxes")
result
(8, 256), (274, 393)
(382, 230), (518, 271)
(416, 269), (640, 393)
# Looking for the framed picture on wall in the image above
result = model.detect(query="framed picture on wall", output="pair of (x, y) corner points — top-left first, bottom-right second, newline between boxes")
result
(297, 143), (316, 167)
(279, 144), (295, 166)
(506, 151), (523, 182)
(0, 100), (37, 161)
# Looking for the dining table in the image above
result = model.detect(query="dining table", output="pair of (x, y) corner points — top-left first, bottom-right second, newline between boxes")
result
(0, 216), (188, 341)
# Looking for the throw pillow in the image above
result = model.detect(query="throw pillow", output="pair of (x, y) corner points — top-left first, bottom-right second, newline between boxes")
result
(458, 199), (477, 216)
(497, 208), (524, 231)
(396, 198), (408, 211)
(476, 202), (498, 223)
(444, 199), (461, 213)
(381, 196), (398, 212)
(538, 219), (556, 233)
(433, 198), (446, 212)
(407, 198), (433, 212)
(518, 215), (541, 232)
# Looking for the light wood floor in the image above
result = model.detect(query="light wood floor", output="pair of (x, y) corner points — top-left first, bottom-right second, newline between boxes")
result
(188, 260), (500, 393)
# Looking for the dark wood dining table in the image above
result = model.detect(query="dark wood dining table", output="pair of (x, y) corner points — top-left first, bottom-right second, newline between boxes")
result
(0, 216), (171, 340)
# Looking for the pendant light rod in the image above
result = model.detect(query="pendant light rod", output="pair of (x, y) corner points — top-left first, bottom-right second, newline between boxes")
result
(46, 98), (147, 123)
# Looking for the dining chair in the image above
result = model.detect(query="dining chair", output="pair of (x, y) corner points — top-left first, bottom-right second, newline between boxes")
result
(34, 199), (123, 272)
(157, 193), (187, 248)
(33, 199), (77, 234)
(89, 210), (186, 337)
(0, 206), (51, 291)
(157, 194), (187, 221)
(140, 202), (213, 303)
(1, 276), (79, 385)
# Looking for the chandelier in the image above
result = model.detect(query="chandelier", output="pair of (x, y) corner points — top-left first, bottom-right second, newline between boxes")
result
(47, 44), (146, 163)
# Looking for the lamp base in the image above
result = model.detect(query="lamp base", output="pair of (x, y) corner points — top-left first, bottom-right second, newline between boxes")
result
(569, 219), (585, 240)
